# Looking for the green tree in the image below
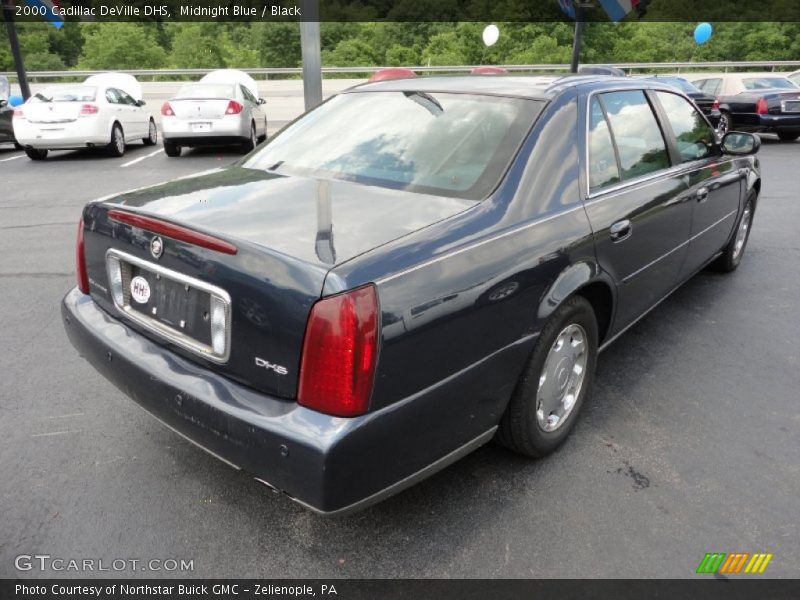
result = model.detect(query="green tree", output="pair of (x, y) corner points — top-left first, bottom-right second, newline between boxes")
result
(78, 23), (167, 70)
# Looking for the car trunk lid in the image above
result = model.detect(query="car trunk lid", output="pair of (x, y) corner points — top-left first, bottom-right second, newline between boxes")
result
(170, 98), (232, 120)
(24, 101), (83, 124)
(81, 167), (473, 399)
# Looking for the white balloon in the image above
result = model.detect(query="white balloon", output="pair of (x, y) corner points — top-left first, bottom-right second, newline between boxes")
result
(482, 24), (500, 47)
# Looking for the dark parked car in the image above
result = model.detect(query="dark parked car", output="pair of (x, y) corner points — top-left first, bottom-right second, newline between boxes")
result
(0, 75), (21, 149)
(62, 76), (761, 514)
(643, 75), (721, 127)
(691, 73), (800, 141)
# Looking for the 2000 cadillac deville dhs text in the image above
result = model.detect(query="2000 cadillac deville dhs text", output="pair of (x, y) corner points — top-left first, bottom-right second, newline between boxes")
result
(62, 75), (761, 514)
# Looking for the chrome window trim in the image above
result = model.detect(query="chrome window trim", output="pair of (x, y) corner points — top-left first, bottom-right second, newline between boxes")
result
(105, 248), (232, 364)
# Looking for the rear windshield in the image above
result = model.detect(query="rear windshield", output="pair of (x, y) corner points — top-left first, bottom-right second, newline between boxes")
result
(175, 84), (235, 99)
(742, 77), (797, 90)
(659, 78), (699, 93)
(31, 86), (97, 103)
(242, 91), (543, 200)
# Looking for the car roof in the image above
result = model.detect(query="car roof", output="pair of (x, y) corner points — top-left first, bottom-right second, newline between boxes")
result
(347, 74), (674, 101)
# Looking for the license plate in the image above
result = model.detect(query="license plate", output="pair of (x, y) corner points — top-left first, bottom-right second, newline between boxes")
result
(191, 122), (212, 132)
(782, 101), (800, 113)
(127, 265), (213, 346)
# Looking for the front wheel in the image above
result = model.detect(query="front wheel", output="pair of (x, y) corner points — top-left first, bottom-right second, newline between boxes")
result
(106, 123), (125, 157)
(142, 119), (158, 146)
(711, 196), (754, 273)
(496, 296), (599, 457)
(777, 132), (799, 142)
(25, 147), (48, 160)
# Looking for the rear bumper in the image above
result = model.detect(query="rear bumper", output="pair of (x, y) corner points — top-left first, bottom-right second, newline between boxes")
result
(759, 114), (800, 132)
(61, 288), (497, 514)
(14, 119), (108, 149)
(162, 116), (249, 144)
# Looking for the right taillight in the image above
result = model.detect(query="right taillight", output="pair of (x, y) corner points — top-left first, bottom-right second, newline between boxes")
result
(756, 97), (769, 115)
(79, 103), (99, 116)
(297, 285), (379, 417)
(76, 218), (89, 294)
(225, 100), (244, 115)
(161, 102), (175, 116)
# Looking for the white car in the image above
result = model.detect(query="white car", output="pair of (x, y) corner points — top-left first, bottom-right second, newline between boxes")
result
(160, 69), (267, 157)
(13, 73), (157, 160)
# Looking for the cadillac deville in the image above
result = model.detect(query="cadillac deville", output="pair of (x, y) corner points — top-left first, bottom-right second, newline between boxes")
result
(62, 75), (761, 514)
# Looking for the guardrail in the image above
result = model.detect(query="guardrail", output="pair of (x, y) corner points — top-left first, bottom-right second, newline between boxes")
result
(3, 61), (800, 81)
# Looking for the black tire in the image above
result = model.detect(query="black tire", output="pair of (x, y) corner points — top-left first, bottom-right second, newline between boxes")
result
(14, 139), (23, 151)
(240, 122), (257, 153)
(24, 147), (48, 160)
(496, 296), (599, 458)
(777, 132), (799, 142)
(717, 111), (732, 136)
(258, 119), (268, 143)
(710, 195), (755, 273)
(163, 141), (181, 157)
(142, 119), (158, 146)
(106, 123), (125, 157)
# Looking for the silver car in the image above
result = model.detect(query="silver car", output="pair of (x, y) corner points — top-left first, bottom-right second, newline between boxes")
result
(161, 80), (267, 157)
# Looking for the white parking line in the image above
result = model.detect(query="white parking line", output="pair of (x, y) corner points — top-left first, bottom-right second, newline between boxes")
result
(121, 148), (163, 168)
(0, 154), (24, 163)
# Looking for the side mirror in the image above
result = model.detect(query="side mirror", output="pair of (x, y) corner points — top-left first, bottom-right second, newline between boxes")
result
(721, 132), (760, 155)
(136, 99), (146, 107)
(258, 98), (266, 105)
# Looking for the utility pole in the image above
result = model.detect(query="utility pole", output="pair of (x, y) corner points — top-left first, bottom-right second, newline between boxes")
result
(570, 1), (586, 74)
(299, 0), (322, 111)
(2, 0), (31, 100)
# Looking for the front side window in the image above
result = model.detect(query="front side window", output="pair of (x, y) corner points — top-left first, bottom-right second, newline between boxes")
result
(588, 97), (620, 191)
(243, 91), (543, 200)
(598, 90), (669, 181)
(105, 89), (120, 104)
(656, 91), (718, 163)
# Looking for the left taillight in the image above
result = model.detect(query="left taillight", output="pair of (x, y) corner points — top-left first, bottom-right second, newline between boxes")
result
(76, 218), (90, 294)
(756, 97), (769, 115)
(297, 285), (380, 417)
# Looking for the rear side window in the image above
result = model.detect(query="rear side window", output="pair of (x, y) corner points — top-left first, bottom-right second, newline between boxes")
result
(656, 91), (717, 163)
(598, 90), (669, 182)
(588, 97), (621, 191)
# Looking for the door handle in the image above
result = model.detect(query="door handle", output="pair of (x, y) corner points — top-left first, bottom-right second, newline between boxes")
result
(610, 219), (632, 242)
(696, 187), (709, 202)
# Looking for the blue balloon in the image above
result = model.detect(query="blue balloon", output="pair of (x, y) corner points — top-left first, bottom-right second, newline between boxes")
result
(694, 22), (713, 44)
(8, 95), (24, 107)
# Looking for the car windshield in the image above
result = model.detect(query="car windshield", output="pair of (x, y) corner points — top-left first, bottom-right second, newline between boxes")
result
(175, 84), (235, 99)
(742, 77), (797, 90)
(31, 86), (97, 103)
(242, 91), (543, 200)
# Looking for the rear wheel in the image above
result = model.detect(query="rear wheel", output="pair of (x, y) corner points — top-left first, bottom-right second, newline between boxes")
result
(717, 111), (732, 136)
(711, 196), (754, 273)
(142, 119), (158, 146)
(240, 122), (256, 153)
(258, 119), (268, 143)
(163, 140), (181, 157)
(496, 296), (598, 457)
(24, 147), (48, 160)
(106, 123), (125, 157)
(777, 132), (799, 142)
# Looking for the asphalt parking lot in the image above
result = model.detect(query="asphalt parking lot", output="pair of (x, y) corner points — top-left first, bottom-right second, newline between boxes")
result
(0, 134), (798, 579)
